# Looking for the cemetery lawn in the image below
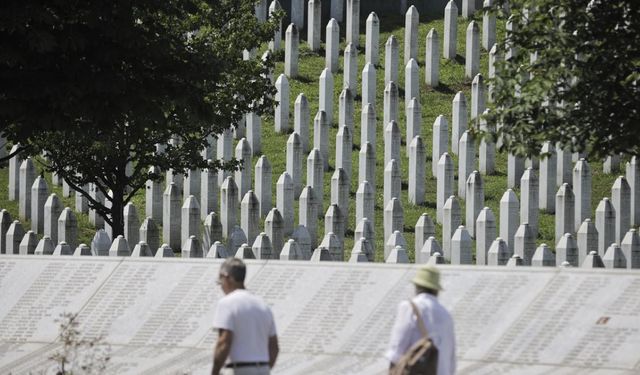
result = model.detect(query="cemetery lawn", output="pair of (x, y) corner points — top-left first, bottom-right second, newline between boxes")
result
(1, 13), (626, 261)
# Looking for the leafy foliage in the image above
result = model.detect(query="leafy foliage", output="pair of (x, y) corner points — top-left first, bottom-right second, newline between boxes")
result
(485, 0), (640, 158)
(0, 0), (280, 235)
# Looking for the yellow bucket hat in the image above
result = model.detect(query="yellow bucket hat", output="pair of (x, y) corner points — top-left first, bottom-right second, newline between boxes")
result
(411, 265), (443, 291)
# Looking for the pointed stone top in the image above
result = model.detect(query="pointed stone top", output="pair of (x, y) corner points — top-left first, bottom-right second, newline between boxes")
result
(328, 18), (338, 27)
(269, 0), (281, 10)
(286, 23), (298, 34)
(446, 0), (458, 10)
(468, 20), (479, 31)
(241, 190), (258, 202)
(276, 73), (288, 84)
(472, 73), (483, 83)
(386, 245), (409, 264)
(155, 243), (174, 258)
(490, 43), (498, 54)
(360, 141), (375, 154)
(575, 158), (590, 171)
(622, 229), (640, 245)
(340, 85), (353, 96)
(581, 251), (604, 268)
(434, 114), (448, 126)
(314, 109), (327, 121)
(299, 185), (314, 199)
(385, 81), (398, 91)
(427, 28), (437, 38)
(345, 43), (356, 53)
(409, 135), (424, 148)
(277, 171), (292, 184)
(406, 58), (418, 69)
(363, 62), (375, 72)
(407, 5), (418, 15)
(183, 195), (200, 207)
(477, 207), (495, 221)
(612, 175), (630, 189)
(501, 189), (519, 203)
(257, 154), (271, 165)
(427, 252), (445, 265)
(308, 148), (322, 160)
(386, 197), (402, 210)
(454, 91), (466, 103)
(386, 35), (398, 45)
(357, 180), (374, 194)
(444, 195), (459, 210)
(367, 11), (378, 20)
(577, 218), (596, 230)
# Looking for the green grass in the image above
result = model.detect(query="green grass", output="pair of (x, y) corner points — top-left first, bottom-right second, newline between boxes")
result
(0, 12), (627, 262)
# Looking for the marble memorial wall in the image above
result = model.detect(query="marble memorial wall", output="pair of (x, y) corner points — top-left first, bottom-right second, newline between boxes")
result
(1, 256), (639, 374)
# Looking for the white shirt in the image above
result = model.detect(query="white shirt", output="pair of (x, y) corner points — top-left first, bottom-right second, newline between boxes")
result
(385, 293), (456, 375)
(213, 289), (277, 363)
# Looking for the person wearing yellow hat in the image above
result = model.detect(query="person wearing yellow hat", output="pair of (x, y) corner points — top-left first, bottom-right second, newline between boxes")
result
(385, 265), (456, 375)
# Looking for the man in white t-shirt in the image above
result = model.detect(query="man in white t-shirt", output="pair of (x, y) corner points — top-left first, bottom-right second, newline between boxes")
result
(385, 265), (456, 375)
(212, 258), (279, 375)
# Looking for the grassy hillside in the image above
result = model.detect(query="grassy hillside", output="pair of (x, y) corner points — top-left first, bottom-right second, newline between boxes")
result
(0, 10), (624, 261)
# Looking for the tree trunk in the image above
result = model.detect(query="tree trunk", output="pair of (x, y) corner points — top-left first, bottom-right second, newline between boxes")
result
(110, 188), (125, 238)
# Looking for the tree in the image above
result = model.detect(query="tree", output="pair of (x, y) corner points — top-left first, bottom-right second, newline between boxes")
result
(0, 0), (280, 237)
(485, 0), (640, 158)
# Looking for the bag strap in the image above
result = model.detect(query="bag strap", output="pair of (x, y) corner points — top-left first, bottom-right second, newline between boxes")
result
(409, 300), (429, 339)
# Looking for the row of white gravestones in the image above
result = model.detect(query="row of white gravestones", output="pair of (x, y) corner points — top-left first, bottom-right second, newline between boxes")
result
(23, 125), (630, 266)
(3, 198), (639, 269)
(0, 203), (78, 255)
(280, 0), (494, 88)
(2, 156), (631, 264)
(8, 132), (631, 268)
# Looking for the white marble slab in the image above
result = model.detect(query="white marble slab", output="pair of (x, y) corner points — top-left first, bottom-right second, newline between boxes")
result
(0, 256), (639, 375)
(0, 257), (121, 343)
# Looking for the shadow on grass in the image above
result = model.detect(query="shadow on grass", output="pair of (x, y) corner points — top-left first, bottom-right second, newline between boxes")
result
(294, 75), (314, 84)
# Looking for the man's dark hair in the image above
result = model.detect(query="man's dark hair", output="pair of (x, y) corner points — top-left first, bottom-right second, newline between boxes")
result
(416, 285), (438, 297)
(220, 258), (246, 283)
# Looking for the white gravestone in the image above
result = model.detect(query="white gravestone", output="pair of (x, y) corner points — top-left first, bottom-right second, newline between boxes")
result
(500, 189), (519, 252)
(365, 12), (379, 65)
(425, 28), (439, 87)
(437, 153), (454, 224)
(595, 197), (615, 255)
(326, 18), (340, 73)
(465, 21), (480, 79)
(444, 0), (458, 60)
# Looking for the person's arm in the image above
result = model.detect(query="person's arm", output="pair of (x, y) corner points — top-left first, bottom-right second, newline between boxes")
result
(212, 329), (233, 375)
(268, 335), (279, 368)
